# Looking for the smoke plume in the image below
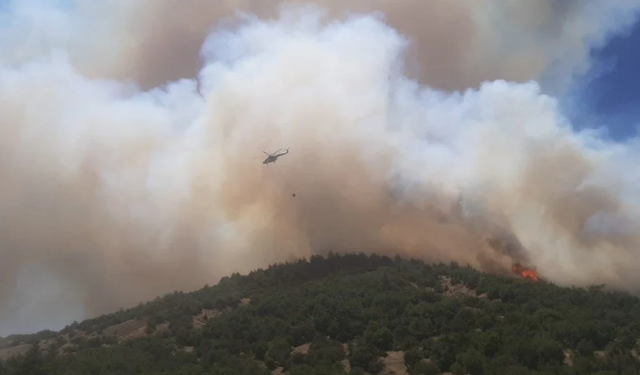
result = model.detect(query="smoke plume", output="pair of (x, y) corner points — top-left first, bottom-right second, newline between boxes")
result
(0, 0), (639, 335)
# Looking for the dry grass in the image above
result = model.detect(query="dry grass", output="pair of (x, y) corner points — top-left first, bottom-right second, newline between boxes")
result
(381, 351), (408, 375)
(0, 344), (31, 360)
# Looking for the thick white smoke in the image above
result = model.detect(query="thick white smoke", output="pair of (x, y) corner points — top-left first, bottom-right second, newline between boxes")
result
(1, 1), (640, 335)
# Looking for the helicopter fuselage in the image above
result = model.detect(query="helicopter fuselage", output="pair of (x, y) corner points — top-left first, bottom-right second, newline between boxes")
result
(263, 155), (278, 164)
(262, 149), (288, 164)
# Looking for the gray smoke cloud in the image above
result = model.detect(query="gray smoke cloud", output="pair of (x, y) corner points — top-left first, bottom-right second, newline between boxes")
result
(0, 0), (639, 335)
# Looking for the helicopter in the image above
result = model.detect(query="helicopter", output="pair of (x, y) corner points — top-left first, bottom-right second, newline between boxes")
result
(259, 147), (295, 197)
(262, 148), (289, 164)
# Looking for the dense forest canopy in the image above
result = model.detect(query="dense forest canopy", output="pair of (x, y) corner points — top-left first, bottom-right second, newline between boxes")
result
(1, 253), (640, 375)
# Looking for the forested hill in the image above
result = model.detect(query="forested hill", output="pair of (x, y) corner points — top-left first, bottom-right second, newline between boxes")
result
(2, 253), (640, 375)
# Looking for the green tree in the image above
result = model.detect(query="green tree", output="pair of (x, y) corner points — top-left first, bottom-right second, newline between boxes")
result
(253, 341), (269, 361)
(307, 334), (345, 366)
(370, 327), (394, 351)
(349, 339), (384, 374)
(577, 339), (596, 357)
(449, 362), (465, 375)
(290, 363), (348, 375)
(411, 361), (439, 375)
(458, 350), (485, 375)
(403, 348), (422, 369)
(266, 336), (292, 369)
(17, 343), (50, 375)
(482, 332), (501, 357)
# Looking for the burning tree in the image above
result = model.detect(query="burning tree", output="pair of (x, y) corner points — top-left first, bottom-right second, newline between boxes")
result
(512, 262), (539, 282)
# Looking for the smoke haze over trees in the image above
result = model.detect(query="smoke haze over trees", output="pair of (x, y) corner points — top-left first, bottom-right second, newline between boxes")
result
(3, 254), (640, 374)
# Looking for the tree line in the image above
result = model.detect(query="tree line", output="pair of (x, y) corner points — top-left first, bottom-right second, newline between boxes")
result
(2, 253), (640, 374)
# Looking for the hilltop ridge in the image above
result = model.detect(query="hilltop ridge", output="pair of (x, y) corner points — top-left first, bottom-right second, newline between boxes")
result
(1, 253), (640, 375)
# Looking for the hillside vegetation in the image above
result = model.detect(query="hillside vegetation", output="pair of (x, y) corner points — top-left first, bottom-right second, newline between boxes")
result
(1, 253), (640, 375)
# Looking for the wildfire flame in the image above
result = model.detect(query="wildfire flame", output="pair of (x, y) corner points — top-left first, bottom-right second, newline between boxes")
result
(512, 263), (539, 282)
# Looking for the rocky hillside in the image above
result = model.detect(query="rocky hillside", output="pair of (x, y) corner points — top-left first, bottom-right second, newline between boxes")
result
(1, 253), (640, 375)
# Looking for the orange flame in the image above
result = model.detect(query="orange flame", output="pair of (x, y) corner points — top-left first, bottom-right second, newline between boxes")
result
(512, 263), (539, 282)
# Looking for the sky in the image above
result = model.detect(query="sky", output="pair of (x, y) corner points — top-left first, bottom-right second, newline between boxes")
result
(0, 1), (640, 338)
(566, 17), (640, 140)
